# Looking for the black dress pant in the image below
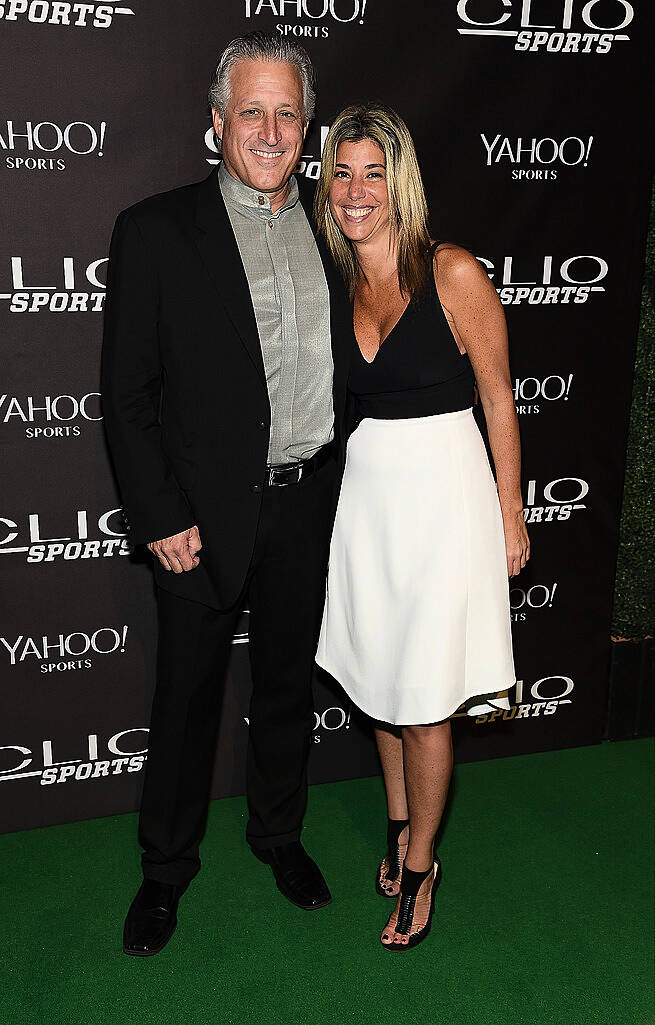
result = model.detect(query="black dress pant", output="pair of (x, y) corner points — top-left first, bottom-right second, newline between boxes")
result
(138, 457), (337, 885)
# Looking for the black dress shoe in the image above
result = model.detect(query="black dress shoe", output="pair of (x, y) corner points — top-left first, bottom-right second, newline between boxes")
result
(122, 879), (187, 956)
(253, 841), (332, 910)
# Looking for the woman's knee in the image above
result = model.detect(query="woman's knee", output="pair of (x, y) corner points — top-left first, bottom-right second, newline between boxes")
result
(403, 720), (451, 744)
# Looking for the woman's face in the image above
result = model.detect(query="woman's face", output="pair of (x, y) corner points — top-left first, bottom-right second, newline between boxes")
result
(328, 138), (390, 245)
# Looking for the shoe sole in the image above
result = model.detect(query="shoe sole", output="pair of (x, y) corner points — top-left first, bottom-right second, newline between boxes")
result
(273, 878), (333, 911)
(252, 848), (332, 910)
(122, 918), (178, 956)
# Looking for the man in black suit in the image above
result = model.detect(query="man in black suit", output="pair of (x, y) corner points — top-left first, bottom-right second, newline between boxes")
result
(101, 32), (349, 956)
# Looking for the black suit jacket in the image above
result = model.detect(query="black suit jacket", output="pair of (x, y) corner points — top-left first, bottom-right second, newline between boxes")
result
(101, 170), (351, 610)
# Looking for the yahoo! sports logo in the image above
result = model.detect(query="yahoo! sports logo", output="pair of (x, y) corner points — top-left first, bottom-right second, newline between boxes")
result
(0, 392), (102, 438)
(1, 120), (107, 172)
(1, 625), (130, 674)
(245, 0), (370, 39)
(457, 0), (634, 54)
(510, 582), (558, 622)
(244, 703), (353, 743)
(514, 374), (574, 415)
(481, 134), (594, 181)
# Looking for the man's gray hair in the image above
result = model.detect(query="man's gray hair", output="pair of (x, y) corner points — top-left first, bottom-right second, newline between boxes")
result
(208, 31), (316, 123)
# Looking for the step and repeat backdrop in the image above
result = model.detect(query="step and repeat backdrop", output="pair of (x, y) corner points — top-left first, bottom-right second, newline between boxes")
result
(1, 2), (653, 832)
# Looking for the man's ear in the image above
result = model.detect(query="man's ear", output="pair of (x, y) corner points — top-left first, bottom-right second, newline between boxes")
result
(212, 109), (224, 143)
(303, 121), (308, 140)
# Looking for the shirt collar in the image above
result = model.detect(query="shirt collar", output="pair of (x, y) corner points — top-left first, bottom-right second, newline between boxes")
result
(218, 161), (299, 218)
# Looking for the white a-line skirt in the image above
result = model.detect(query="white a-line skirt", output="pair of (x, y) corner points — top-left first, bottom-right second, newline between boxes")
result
(315, 408), (515, 726)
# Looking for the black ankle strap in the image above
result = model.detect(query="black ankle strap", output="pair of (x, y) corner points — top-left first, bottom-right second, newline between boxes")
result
(384, 818), (409, 883)
(400, 863), (434, 897)
(386, 817), (409, 847)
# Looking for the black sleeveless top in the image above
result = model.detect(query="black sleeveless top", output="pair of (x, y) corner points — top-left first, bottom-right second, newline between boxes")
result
(348, 244), (475, 420)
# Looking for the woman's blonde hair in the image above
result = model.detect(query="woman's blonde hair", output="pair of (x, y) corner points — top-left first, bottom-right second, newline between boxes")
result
(314, 103), (431, 299)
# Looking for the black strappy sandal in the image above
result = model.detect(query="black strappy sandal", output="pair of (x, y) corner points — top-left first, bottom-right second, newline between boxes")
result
(375, 817), (409, 898)
(381, 856), (441, 951)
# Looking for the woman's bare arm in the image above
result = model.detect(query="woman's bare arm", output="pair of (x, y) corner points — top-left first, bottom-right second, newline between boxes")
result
(433, 245), (530, 577)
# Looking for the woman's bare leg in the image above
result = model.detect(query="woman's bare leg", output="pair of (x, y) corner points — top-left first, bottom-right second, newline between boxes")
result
(381, 720), (453, 946)
(375, 725), (407, 818)
(374, 725), (409, 896)
(403, 721), (453, 870)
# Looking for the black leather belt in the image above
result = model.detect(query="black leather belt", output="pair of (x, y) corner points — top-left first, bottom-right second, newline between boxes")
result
(266, 441), (335, 487)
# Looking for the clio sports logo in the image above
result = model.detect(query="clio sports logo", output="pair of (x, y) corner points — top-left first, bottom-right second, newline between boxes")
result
(0, 2), (135, 29)
(0, 256), (107, 312)
(479, 254), (608, 306)
(204, 124), (330, 180)
(457, 0), (633, 53)
(0, 728), (147, 787)
(470, 674), (575, 723)
(0, 508), (131, 563)
(523, 477), (589, 524)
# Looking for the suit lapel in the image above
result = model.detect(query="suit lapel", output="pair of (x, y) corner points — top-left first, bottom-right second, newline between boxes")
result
(193, 170), (351, 417)
(193, 170), (267, 387)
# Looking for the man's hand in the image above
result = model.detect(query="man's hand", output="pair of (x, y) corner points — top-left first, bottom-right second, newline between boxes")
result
(148, 526), (202, 573)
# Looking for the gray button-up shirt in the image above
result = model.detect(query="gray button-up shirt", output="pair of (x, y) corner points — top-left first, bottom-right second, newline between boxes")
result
(219, 163), (334, 465)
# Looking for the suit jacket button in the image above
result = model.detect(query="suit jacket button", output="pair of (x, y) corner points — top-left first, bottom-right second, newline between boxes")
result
(251, 483), (262, 494)
(257, 421), (267, 431)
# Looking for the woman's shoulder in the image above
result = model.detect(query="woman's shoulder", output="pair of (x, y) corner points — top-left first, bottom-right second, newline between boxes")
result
(430, 241), (493, 296)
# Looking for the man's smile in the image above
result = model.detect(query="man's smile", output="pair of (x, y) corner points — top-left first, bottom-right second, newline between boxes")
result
(250, 148), (285, 160)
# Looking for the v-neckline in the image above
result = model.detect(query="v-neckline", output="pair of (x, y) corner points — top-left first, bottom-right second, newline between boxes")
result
(354, 299), (411, 365)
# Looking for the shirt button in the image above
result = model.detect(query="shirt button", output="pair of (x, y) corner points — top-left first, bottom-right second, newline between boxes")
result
(258, 196), (265, 206)
(257, 421), (267, 431)
(250, 483), (262, 494)
(268, 220), (273, 228)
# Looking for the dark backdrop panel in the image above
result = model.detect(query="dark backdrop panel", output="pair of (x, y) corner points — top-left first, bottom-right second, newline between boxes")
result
(1, 0), (653, 831)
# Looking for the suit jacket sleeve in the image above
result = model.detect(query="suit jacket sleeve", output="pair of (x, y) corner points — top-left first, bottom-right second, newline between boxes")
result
(101, 209), (195, 546)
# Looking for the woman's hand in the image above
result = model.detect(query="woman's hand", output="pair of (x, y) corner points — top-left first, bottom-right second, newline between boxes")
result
(502, 508), (530, 578)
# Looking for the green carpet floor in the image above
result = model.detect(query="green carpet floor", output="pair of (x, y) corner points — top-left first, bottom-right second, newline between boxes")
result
(1, 739), (653, 1025)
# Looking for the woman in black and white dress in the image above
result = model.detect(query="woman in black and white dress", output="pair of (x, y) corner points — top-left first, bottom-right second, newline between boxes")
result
(314, 105), (530, 950)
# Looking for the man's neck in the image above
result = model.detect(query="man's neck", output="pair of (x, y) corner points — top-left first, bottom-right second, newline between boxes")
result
(269, 183), (291, 214)
(219, 161), (293, 214)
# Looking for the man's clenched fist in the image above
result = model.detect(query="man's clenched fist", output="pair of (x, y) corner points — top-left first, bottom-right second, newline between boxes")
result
(148, 525), (202, 573)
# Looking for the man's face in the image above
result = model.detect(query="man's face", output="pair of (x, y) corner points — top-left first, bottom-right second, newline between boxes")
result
(213, 59), (307, 209)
